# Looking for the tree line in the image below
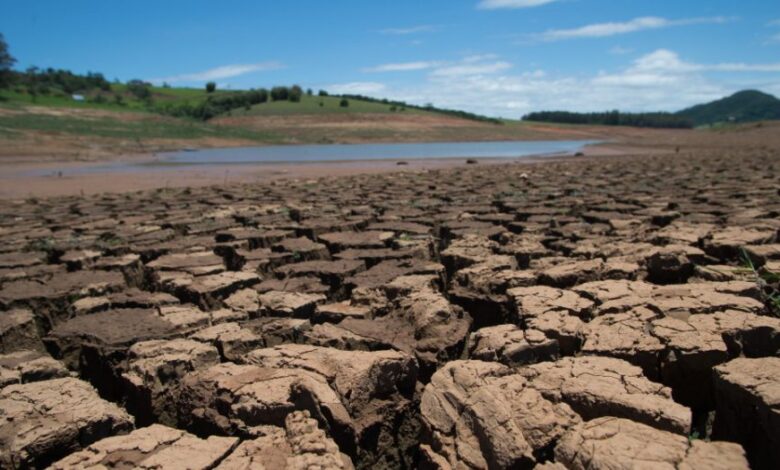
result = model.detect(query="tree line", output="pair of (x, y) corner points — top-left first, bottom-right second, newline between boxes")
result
(157, 85), (305, 120)
(338, 94), (503, 124)
(522, 110), (693, 129)
(1, 34), (112, 98)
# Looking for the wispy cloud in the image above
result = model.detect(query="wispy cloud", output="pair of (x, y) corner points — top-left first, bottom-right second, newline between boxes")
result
(609, 46), (633, 55)
(364, 55), (511, 76)
(477, 0), (559, 9)
(364, 61), (441, 73)
(534, 16), (733, 41)
(593, 49), (780, 87)
(765, 20), (780, 44)
(151, 62), (283, 84)
(379, 25), (440, 35)
(327, 81), (387, 95)
(432, 60), (512, 77)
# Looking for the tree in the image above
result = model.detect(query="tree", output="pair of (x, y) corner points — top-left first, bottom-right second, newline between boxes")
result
(0, 33), (17, 89)
(306, 88), (313, 96)
(270, 86), (289, 101)
(288, 84), (303, 102)
(318, 89), (328, 97)
(127, 79), (152, 101)
(205, 81), (216, 93)
(339, 98), (349, 108)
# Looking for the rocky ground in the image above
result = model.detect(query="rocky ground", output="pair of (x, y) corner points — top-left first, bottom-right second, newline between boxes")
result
(0, 147), (778, 469)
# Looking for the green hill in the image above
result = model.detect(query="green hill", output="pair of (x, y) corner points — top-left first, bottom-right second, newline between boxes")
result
(676, 90), (780, 126)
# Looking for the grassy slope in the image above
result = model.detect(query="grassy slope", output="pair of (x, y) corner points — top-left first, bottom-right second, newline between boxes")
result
(0, 85), (612, 158)
(0, 85), (235, 111)
(233, 94), (426, 116)
(0, 112), (276, 142)
(0, 87), (473, 148)
(0, 86), (285, 146)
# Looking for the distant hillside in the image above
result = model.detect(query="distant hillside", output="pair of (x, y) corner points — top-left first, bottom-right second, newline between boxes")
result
(0, 67), (499, 123)
(676, 90), (780, 126)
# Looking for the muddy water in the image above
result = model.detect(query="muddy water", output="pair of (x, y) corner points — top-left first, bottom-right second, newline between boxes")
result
(16, 140), (596, 177)
(150, 140), (596, 166)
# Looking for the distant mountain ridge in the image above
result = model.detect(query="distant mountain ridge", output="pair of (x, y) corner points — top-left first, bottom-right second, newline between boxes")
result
(675, 90), (780, 126)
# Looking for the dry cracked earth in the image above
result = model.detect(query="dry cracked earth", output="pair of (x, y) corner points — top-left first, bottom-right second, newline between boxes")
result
(0, 149), (779, 469)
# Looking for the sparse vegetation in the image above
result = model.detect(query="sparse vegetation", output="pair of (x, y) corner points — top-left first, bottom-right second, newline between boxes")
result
(741, 248), (780, 318)
(338, 94), (502, 124)
(127, 79), (152, 101)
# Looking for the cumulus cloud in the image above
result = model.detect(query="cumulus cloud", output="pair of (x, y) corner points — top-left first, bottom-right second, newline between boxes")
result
(535, 16), (732, 41)
(353, 50), (779, 118)
(364, 61), (441, 73)
(151, 62), (283, 84)
(477, 0), (559, 9)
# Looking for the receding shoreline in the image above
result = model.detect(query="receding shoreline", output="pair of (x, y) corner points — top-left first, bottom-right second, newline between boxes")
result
(2, 119), (777, 199)
(0, 140), (656, 199)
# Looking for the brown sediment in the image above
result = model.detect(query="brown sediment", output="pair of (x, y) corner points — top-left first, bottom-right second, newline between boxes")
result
(0, 122), (778, 469)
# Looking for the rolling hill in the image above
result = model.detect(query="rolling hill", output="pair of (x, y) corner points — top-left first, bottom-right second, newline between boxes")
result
(676, 90), (780, 126)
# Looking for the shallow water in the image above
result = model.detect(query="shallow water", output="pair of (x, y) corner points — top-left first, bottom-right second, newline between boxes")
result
(153, 140), (596, 165)
(16, 140), (597, 177)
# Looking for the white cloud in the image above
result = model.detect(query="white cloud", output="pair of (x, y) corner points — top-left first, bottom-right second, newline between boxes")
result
(151, 62), (283, 84)
(535, 16), (732, 41)
(462, 54), (500, 63)
(327, 82), (387, 95)
(769, 19), (780, 27)
(364, 61), (441, 73)
(705, 62), (780, 72)
(431, 60), (512, 77)
(632, 49), (780, 73)
(351, 50), (779, 118)
(379, 25), (440, 35)
(766, 32), (780, 44)
(477, 0), (559, 9)
(593, 50), (780, 89)
(363, 56), (513, 77)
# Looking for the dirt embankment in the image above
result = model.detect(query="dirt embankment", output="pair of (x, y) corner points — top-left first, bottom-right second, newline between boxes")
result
(0, 103), (668, 162)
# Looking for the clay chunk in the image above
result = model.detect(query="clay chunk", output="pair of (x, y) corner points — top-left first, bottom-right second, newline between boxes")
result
(50, 423), (238, 470)
(554, 417), (748, 470)
(713, 357), (780, 470)
(0, 377), (134, 469)
(420, 360), (580, 469)
(216, 411), (354, 470)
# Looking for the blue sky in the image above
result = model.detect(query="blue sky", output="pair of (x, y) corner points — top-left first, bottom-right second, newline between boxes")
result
(2, 0), (780, 117)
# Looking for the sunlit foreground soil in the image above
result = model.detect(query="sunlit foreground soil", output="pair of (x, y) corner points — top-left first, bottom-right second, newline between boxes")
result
(0, 126), (778, 469)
